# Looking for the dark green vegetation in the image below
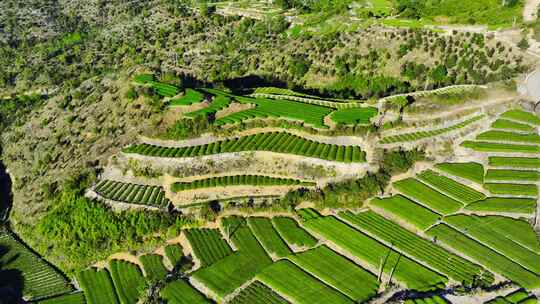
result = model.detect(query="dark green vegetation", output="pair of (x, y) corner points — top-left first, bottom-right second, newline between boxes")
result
(229, 280), (289, 304)
(485, 289), (537, 304)
(34, 292), (86, 304)
(172, 175), (314, 192)
(0, 232), (73, 300)
(134, 74), (179, 98)
(404, 295), (449, 304)
(164, 244), (184, 268)
(94, 180), (171, 208)
(124, 132), (366, 163)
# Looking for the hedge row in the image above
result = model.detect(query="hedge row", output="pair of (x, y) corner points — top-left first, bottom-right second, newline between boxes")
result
(123, 132), (366, 163)
(94, 180), (170, 208)
(172, 175), (314, 192)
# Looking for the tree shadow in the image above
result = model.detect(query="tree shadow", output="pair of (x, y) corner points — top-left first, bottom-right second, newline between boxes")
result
(0, 146), (12, 223)
(0, 245), (25, 304)
(223, 75), (288, 94)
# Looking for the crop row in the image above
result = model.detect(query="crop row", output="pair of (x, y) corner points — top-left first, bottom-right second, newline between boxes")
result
(404, 295), (448, 304)
(271, 217), (318, 249)
(287, 245), (379, 303)
(464, 197), (537, 214)
(434, 162), (484, 184)
(257, 260), (353, 304)
(164, 244), (184, 268)
(445, 215), (540, 277)
(485, 289), (537, 304)
(488, 156), (540, 168)
(369, 195), (440, 231)
(393, 178), (463, 215)
(483, 183), (538, 197)
(77, 268), (119, 304)
(461, 141), (540, 153)
(123, 132), (366, 163)
(247, 217), (291, 259)
(140, 254), (168, 281)
(340, 211), (490, 287)
(476, 130), (540, 144)
(0, 233), (73, 300)
(299, 212), (447, 291)
(380, 115), (483, 144)
(485, 169), (540, 181)
(109, 259), (145, 304)
(229, 280), (289, 304)
(172, 175), (314, 192)
(160, 280), (210, 304)
(36, 292), (85, 304)
(184, 229), (233, 267)
(501, 109), (540, 126)
(426, 224), (540, 289)
(94, 180), (170, 208)
(214, 94), (333, 129)
(491, 119), (536, 132)
(417, 170), (485, 204)
(250, 92), (363, 109)
(192, 217), (272, 298)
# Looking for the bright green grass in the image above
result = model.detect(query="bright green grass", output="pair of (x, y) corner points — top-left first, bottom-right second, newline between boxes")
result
(435, 162), (484, 184)
(461, 141), (540, 153)
(368, 195), (441, 230)
(214, 94), (333, 129)
(247, 217), (292, 258)
(301, 214), (447, 291)
(133, 74), (179, 97)
(124, 131), (366, 163)
(393, 178), (463, 214)
(491, 119), (536, 132)
(476, 130), (540, 144)
(444, 215), (540, 277)
(35, 292), (85, 304)
(330, 107), (378, 125)
(170, 89), (204, 106)
(191, 217), (272, 299)
(465, 197), (537, 214)
(504, 289), (536, 303)
(489, 157), (540, 168)
(77, 268), (119, 304)
(133, 74), (154, 84)
(426, 224), (540, 290)
(501, 110), (540, 126)
(466, 216), (540, 255)
(228, 280), (289, 304)
(272, 217), (318, 249)
(257, 260), (353, 304)
(485, 169), (540, 182)
(171, 175), (313, 192)
(484, 183), (538, 197)
(340, 211), (490, 287)
(0, 233), (73, 300)
(404, 295), (449, 304)
(160, 280), (210, 304)
(184, 94), (231, 118)
(380, 115), (483, 144)
(288, 245), (379, 302)
(139, 254), (168, 281)
(109, 260), (145, 304)
(417, 170), (485, 204)
(164, 244), (183, 268)
(184, 229), (233, 267)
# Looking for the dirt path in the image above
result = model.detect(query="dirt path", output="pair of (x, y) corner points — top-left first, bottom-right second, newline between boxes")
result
(524, 0), (540, 22)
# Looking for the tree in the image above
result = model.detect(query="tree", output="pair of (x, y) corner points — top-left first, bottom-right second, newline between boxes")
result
(518, 38), (530, 50)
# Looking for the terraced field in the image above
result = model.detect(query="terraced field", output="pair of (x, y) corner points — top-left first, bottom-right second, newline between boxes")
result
(171, 175), (314, 192)
(248, 217), (292, 258)
(229, 281), (289, 304)
(160, 280), (210, 304)
(139, 254), (168, 281)
(94, 180), (170, 208)
(380, 115), (483, 144)
(434, 162), (484, 184)
(170, 88), (204, 106)
(124, 131), (366, 163)
(368, 195), (440, 230)
(0, 232), (73, 300)
(134, 74), (179, 97)
(417, 169), (486, 204)
(330, 107), (378, 125)
(393, 178), (463, 214)
(77, 268), (119, 304)
(184, 93), (231, 118)
(184, 228), (233, 267)
(109, 259), (145, 304)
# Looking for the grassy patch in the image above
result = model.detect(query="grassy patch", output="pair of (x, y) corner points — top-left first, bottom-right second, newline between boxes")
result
(330, 107), (378, 125)
(369, 195), (441, 230)
(435, 162), (484, 184)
